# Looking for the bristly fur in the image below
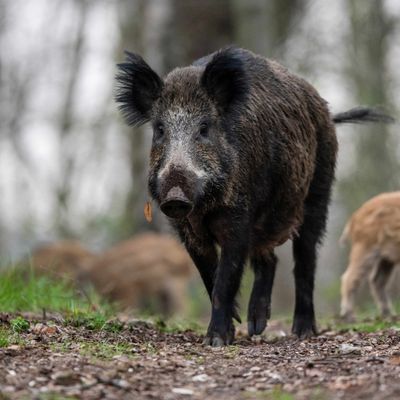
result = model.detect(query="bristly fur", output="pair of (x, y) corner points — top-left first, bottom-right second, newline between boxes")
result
(200, 47), (249, 114)
(333, 106), (394, 125)
(115, 46), (393, 346)
(115, 51), (163, 126)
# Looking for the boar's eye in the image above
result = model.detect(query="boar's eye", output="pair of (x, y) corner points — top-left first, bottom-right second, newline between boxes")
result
(153, 122), (165, 141)
(198, 122), (209, 139)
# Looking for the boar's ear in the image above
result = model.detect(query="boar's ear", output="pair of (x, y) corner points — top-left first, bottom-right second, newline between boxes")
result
(115, 51), (163, 126)
(200, 47), (248, 113)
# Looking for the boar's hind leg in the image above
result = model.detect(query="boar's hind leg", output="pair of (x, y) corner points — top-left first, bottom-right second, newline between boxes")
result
(292, 141), (335, 339)
(247, 250), (277, 336)
(292, 210), (322, 339)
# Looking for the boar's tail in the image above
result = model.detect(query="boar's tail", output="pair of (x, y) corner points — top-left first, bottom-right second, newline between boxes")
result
(332, 107), (394, 125)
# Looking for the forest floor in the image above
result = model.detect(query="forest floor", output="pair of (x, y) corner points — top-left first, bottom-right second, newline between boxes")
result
(1, 313), (400, 400)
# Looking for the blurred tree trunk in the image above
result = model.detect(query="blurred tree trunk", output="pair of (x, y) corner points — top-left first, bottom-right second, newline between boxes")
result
(55, 0), (89, 236)
(232, 0), (306, 59)
(117, 0), (148, 236)
(339, 0), (398, 214)
(164, 0), (234, 67)
(117, 0), (172, 236)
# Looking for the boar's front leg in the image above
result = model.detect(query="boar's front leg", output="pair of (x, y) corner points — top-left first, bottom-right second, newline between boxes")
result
(183, 239), (219, 303)
(178, 229), (242, 324)
(204, 220), (249, 346)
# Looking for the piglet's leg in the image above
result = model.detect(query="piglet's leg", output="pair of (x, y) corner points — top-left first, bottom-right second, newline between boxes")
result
(204, 223), (248, 346)
(369, 258), (395, 318)
(340, 243), (373, 321)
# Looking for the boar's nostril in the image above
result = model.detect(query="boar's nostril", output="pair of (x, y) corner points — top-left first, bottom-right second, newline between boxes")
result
(160, 186), (193, 219)
(161, 200), (193, 219)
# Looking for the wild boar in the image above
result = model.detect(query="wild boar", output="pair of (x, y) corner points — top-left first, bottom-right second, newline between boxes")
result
(86, 233), (194, 316)
(340, 192), (400, 320)
(28, 240), (95, 283)
(116, 46), (392, 345)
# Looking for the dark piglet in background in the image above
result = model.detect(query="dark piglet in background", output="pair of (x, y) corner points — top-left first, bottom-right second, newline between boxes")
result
(116, 47), (393, 346)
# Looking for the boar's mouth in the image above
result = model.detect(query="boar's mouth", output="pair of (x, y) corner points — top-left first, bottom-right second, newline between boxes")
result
(160, 186), (194, 219)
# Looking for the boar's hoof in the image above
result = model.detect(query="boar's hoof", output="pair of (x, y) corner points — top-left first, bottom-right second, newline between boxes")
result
(247, 297), (269, 336)
(160, 186), (193, 219)
(292, 317), (317, 339)
(203, 333), (232, 347)
(203, 322), (235, 346)
(203, 336), (225, 347)
(247, 317), (267, 337)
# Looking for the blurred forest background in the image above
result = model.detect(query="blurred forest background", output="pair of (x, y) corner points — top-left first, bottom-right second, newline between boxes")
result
(1, 0), (399, 317)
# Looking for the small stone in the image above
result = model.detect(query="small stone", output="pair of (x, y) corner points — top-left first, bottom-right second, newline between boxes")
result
(111, 379), (130, 389)
(339, 344), (361, 355)
(7, 345), (21, 351)
(172, 388), (194, 395)
(192, 374), (209, 382)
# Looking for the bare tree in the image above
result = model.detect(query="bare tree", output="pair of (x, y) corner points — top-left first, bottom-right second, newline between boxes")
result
(54, 0), (89, 236)
(339, 0), (398, 214)
(232, 0), (307, 59)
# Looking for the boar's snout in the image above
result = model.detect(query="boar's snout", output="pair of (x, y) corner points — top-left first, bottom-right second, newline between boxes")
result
(160, 186), (194, 219)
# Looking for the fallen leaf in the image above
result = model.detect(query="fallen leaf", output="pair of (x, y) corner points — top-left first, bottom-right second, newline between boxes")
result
(144, 201), (152, 223)
(32, 323), (59, 336)
(389, 355), (400, 365)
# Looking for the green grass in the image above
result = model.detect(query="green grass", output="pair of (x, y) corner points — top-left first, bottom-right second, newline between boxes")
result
(50, 339), (136, 360)
(10, 316), (30, 333)
(243, 386), (329, 400)
(0, 325), (26, 348)
(66, 312), (108, 330)
(336, 318), (400, 333)
(244, 387), (295, 400)
(78, 341), (136, 360)
(0, 266), (111, 316)
(0, 330), (10, 347)
(153, 316), (204, 334)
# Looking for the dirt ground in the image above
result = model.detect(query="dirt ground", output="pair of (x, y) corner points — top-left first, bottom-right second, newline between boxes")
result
(1, 313), (400, 400)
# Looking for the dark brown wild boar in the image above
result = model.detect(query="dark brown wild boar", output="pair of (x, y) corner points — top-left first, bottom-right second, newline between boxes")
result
(86, 233), (194, 316)
(116, 46), (392, 345)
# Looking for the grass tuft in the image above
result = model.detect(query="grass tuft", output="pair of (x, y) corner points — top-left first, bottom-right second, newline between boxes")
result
(0, 266), (111, 316)
(0, 330), (9, 347)
(10, 316), (30, 333)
